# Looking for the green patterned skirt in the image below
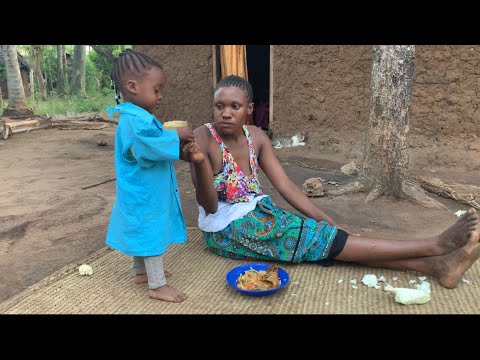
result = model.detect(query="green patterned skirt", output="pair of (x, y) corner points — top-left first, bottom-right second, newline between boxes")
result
(203, 196), (338, 263)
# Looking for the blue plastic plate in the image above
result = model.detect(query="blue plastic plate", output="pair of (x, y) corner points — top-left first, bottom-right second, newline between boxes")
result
(226, 263), (290, 296)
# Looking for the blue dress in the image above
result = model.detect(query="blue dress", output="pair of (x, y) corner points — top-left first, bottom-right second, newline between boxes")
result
(106, 102), (187, 256)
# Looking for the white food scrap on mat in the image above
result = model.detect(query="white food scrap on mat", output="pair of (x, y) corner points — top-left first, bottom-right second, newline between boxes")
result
(362, 274), (380, 289)
(415, 281), (431, 293)
(384, 287), (430, 305)
(384, 284), (395, 292)
(78, 263), (93, 276)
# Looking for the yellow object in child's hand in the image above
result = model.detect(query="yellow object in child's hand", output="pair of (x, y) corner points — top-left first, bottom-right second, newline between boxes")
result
(163, 120), (189, 130)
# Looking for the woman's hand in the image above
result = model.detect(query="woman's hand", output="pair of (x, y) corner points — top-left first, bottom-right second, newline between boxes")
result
(180, 141), (205, 163)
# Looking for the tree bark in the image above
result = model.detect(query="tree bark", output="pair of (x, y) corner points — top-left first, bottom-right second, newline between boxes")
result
(329, 45), (445, 209)
(62, 46), (69, 88)
(71, 45), (86, 96)
(90, 45), (115, 60)
(361, 45), (414, 195)
(56, 45), (66, 95)
(32, 45), (47, 100)
(29, 67), (34, 97)
(1, 45), (33, 117)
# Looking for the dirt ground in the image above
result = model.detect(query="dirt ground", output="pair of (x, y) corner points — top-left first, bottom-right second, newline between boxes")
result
(0, 126), (478, 303)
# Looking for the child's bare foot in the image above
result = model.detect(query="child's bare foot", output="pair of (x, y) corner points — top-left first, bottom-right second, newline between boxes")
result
(434, 230), (480, 289)
(148, 285), (188, 302)
(133, 270), (172, 284)
(437, 208), (478, 253)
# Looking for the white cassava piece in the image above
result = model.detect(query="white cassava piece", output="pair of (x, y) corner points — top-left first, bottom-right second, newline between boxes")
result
(385, 287), (430, 305)
(78, 264), (94, 276)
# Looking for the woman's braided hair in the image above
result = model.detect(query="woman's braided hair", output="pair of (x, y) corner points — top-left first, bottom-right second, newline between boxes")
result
(215, 75), (253, 103)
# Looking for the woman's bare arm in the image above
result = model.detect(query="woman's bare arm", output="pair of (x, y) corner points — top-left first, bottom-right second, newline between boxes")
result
(188, 126), (218, 214)
(252, 127), (338, 226)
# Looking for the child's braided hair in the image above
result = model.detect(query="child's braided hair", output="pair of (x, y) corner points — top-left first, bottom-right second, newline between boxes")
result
(110, 49), (163, 104)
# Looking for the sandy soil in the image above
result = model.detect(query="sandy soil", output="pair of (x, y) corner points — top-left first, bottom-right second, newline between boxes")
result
(0, 127), (478, 303)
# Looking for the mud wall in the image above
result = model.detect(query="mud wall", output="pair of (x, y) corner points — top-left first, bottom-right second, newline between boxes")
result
(409, 46), (480, 170)
(272, 45), (372, 161)
(135, 45), (213, 129)
(142, 45), (480, 171)
(272, 45), (480, 170)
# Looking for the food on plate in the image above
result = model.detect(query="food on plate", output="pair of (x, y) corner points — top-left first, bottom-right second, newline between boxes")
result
(237, 265), (281, 290)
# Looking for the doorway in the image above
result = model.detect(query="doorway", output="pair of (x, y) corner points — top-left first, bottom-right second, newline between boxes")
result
(246, 45), (270, 130)
(214, 45), (271, 130)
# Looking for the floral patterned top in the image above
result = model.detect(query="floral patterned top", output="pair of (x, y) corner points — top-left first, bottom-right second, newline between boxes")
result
(206, 123), (263, 203)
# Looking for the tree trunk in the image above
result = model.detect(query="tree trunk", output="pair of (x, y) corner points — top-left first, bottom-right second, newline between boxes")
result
(361, 45), (414, 195)
(29, 68), (34, 97)
(56, 45), (66, 95)
(90, 45), (115, 60)
(62, 46), (69, 88)
(71, 45), (86, 96)
(328, 45), (445, 209)
(32, 45), (47, 101)
(1, 45), (33, 117)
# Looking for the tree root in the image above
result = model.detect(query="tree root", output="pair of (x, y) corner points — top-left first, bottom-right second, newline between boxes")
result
(326, 177), (447, 210)
(401, 181), (447, 209)
(365, 185), (382, 203)
(325, 181), (366, 195)
(413, 175), (480, 210)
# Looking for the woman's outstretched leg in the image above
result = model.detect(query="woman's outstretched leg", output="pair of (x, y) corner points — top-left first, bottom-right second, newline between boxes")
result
(335, 208), (478, 262)
(355, 230), (480, 289)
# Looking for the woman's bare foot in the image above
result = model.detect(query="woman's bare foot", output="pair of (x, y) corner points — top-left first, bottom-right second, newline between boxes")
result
(437, 208), (478, 253)
(133, 270), (172, 284)
(148, 285), (188, 303)
(434, 230), (480, 289)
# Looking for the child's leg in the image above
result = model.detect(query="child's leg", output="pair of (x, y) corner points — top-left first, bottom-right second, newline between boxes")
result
(132, 256), (171, 284)
(144, 255), (187, 303)
(132, 256), (148, 284)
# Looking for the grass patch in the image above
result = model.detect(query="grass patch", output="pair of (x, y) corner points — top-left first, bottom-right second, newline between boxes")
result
(27, 92), (116, 116)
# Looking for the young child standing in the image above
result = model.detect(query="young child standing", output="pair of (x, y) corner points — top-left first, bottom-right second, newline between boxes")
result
(106, 49), (194, 303)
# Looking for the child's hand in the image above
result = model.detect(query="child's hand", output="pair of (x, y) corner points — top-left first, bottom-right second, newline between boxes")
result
(177, 127), (194, 143)
(180, 141), (205, 163)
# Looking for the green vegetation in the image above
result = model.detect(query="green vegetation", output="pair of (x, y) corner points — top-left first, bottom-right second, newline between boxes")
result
(27, 92), (116, 116)
(1, 45), (131, 116)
